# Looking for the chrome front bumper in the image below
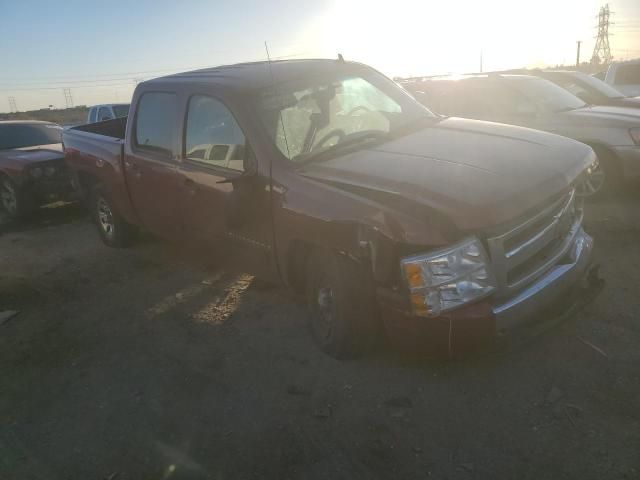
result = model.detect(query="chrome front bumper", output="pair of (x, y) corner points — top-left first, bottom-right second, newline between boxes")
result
(491, 226), (594, 330)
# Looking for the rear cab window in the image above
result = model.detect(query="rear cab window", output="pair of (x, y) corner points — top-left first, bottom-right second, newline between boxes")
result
(133, 92), (178, 159)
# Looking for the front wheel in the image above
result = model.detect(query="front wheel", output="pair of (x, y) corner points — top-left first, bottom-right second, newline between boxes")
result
(1, 177), (33, 220)
(306, 249), (379, 359)
(92, 189), (133, 248)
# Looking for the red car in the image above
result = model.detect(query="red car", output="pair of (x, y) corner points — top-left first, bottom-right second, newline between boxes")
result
(0, 121), (74, 219)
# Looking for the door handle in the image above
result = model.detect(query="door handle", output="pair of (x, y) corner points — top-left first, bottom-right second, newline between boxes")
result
(184, 178), (198, 196)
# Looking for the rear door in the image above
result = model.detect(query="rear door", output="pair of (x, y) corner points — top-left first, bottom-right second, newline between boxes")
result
(124, 91), (182, 240)
(177, 94), (275, 278)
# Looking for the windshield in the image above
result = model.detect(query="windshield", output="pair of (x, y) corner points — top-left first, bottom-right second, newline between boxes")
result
(572, 71), (626, 99)
(112, 105), (130, 117)
(258, 70), (434, 162)
(510, 77), (587, 112)
(0, 123), (62, 150)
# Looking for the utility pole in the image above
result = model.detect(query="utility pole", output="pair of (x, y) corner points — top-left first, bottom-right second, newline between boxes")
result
(591, 4), (613, 65)
(576, 40), (582, 67)
(8, 97), (17, 113)
(63, 88), (74, 109)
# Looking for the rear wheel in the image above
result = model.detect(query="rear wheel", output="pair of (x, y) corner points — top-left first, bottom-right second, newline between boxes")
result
(306, 249), (379, 359)
(92, 188), (133, 248)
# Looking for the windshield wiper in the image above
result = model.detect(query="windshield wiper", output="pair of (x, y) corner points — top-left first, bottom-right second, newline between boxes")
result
(297, 131), (389, 164)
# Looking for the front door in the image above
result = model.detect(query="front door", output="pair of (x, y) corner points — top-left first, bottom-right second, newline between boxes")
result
(177, 94), (276, 280)
(125, 91), (182, 240)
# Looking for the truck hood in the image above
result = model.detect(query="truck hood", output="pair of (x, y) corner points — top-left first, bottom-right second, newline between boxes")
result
(0, 144), (64, 165)
(562, 105), (640, 127)
(300, 117), (593, 231)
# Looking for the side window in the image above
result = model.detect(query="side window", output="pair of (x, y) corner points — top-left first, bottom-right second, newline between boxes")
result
(185, 95), (246, 171)
(89, 108), (97, 123)
(615, 65), (640, 85)
(97, 107), (113, 122)
(134, 92), (178, 158)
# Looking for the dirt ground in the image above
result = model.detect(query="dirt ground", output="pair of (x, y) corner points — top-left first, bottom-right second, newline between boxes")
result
(1, 193), (639, 480)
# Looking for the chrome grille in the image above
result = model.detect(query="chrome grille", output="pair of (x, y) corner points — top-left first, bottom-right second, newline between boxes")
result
(487, 189), (582, 298)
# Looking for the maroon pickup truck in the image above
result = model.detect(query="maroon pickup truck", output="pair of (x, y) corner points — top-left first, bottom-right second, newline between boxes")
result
(63, 59), (597, 358)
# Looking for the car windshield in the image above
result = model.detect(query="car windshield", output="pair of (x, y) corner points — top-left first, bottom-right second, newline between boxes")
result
(112, 105), (130, 117)
(0, 123), (62, 150)
(257, 70), (435, 163)
(510, 77), (587, 112)
(572, 71), (626, 99)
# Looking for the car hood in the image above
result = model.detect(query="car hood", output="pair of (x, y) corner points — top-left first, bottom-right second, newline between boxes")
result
(300, 117), (593, 231)
(562, 105), (640, 126)
(0, 144), (64, 165)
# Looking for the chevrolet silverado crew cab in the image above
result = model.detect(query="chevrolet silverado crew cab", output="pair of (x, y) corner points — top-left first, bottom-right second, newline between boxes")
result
(64, 59), (596, 358)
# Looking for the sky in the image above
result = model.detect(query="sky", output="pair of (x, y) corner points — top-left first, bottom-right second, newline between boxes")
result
(1, 0), (639, 113)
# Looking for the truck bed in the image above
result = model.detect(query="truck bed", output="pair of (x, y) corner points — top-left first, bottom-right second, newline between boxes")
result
(62, 116), (137, 224)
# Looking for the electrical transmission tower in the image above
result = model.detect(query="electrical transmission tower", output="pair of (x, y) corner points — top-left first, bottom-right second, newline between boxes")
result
(8, 97), (17, 113)
(591, 4), (613, 65)
(63, 88), (74, 108)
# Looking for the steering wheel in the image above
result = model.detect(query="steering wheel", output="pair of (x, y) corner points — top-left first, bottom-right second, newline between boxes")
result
(312, 129), (346, 151)
(346, 105), (371, 116)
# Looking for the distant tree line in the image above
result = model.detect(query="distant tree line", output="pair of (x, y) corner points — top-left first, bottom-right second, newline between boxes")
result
(0, 106), (89, 126)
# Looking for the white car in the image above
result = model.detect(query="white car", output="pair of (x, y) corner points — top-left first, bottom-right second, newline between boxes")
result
(603, 60), (640, 97)
(86, 104), (130, 123)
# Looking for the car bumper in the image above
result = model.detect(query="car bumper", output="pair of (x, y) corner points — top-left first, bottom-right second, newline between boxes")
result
(378, 227), (596, 358)
(24, 177), (75, 203)
(612, 145), (640, 179)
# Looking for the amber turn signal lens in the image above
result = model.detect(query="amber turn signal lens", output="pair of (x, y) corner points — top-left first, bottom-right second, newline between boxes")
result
(403, 263), (424, 289)
(410, 292), (429, 316)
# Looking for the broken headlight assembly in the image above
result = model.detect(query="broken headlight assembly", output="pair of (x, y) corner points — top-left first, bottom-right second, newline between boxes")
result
(401, 237), (497, 317)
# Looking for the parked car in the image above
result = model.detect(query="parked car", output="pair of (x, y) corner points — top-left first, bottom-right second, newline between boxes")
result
(64, 60), (597, 358)
(524, 70), (640, 108)
(603, 60), (640, 97)
(86, 103), (130, 123)
(0, 121), (74, 219)
(403, 74), (640, 195)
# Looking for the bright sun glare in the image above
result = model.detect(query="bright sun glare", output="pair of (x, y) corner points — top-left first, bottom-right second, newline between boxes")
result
(297, 0), (600, 77)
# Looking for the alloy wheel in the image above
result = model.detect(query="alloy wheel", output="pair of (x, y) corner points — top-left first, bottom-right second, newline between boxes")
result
(577, 162), (606, 197)
(1, 180), (17, 214)
(97, 197), (115, 238)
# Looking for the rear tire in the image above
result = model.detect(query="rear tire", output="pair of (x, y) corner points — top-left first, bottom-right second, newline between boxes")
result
(306, 249), (379, 359)
(91, 187), (133, 248)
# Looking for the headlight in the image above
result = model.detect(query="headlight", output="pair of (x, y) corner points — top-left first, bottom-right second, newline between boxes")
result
(44, 166), (56, 177)
(630, 127), (640, 146)
(30, 167), (43, 179)
(401, 237), (497, 317)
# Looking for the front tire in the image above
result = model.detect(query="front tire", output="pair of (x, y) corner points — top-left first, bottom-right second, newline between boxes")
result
(1, 176), (34, 220)
(91, 188), (133, 248)
(306, 249), (379, 359)
(577, 146), (622, 199)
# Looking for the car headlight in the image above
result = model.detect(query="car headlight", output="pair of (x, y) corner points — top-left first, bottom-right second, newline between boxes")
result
(44, 166), (56, 177)
(30, 167), (43, 179)
(401, 237), (497, 317)
(630, 127), (640, 146)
